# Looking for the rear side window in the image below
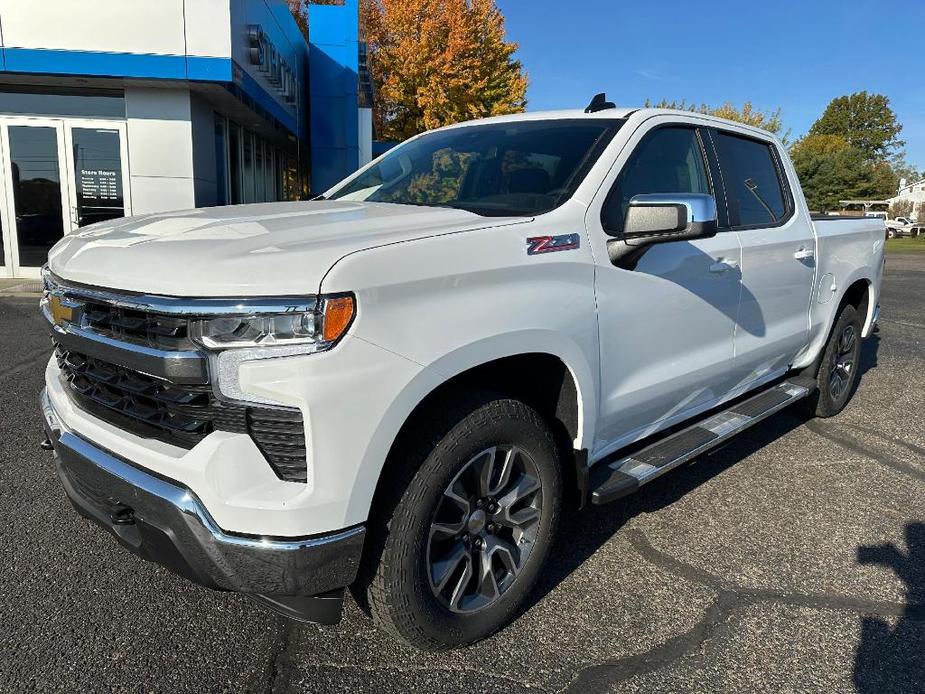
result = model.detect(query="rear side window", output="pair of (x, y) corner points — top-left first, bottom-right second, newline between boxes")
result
(602, 127), (711, 233)
(714, 132), (788, 227)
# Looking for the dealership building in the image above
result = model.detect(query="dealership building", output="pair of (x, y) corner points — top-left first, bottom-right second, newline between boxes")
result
(0, 0), (372, 279)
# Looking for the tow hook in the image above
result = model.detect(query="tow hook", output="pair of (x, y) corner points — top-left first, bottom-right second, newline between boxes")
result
(110, 506), (136, 526)
(40, 438), (53, 451)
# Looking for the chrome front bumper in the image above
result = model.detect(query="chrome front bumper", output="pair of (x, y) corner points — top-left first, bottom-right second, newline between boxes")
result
(40, 388), (365, 624)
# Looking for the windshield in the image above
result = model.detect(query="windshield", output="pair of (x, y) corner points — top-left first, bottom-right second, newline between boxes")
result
(329, 119), (622, 216)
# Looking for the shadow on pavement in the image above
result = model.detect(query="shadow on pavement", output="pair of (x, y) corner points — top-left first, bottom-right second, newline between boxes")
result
(525, 408), (809, 612)
(854, 523), (925, 693)
(526, 333), (882, 615)
(858, 332), (880, 379)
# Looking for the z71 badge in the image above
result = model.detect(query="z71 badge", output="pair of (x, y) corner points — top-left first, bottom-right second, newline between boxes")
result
(526, 233), (581, 255)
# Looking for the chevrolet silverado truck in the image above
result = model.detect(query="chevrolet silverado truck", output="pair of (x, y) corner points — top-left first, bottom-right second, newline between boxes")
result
(39, 96), (884, 650)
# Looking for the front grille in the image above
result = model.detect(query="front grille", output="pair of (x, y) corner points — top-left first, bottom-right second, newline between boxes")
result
(81, 300), (195, 351)
(55, 344), (308, 483)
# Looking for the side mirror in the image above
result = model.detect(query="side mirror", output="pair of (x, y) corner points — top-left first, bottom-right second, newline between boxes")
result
(621, 193), (719, 246)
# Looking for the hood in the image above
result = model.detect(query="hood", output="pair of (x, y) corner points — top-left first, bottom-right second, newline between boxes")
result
(48, 201), (525, 296)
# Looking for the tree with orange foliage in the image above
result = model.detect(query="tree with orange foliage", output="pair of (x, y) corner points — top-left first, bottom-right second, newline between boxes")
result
(361, 0), (527, 141)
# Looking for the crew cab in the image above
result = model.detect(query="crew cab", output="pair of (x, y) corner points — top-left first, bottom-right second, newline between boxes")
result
(39, 97), (884, 650)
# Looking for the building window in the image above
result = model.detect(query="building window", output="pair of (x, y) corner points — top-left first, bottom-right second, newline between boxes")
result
(209, 113), (298, 207)
(0, 88), (124, 118)
(275, 148), (285, 201)
(256, 138), (266, 202)
(284, 154), (299, 201)
(214, 114), (229, 206)
(266, 146), (274, 202)
(243, 132), (255, 203)
(229, 122), (242, 205)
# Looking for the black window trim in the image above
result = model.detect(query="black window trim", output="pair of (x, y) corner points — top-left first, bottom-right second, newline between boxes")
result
(599, 123), (723, 236)
(706, 127), (795, 232)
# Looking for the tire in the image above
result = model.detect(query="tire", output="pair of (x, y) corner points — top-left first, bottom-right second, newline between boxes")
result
(802, 304), (863, 418)
(356, 393), (562, 650)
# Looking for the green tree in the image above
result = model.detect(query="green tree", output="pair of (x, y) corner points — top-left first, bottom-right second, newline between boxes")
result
(808, 92), (903, 162)
(791, 134), (897, 212)
(889, 154), (920, 186)
(646, 99), (789, 142)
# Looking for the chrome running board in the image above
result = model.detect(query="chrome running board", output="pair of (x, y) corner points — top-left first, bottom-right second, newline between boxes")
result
(589, 380), (813, 505)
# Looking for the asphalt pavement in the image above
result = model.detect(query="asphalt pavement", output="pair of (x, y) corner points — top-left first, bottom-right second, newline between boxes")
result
(1, 255), (923, 693)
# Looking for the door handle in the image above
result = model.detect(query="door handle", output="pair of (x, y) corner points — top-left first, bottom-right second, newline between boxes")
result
(794, 247), (815, 260)
(709, 259), (739, 274)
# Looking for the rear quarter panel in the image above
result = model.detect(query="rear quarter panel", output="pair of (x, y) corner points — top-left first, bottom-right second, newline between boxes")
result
(793, 217), (884, 370)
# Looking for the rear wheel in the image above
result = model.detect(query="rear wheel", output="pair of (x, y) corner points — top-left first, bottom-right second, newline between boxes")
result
(357, 394), (561, 650)
(803, 304), (863, 418)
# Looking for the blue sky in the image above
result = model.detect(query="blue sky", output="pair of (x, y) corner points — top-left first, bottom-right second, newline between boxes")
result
(496, 0), (925, 171)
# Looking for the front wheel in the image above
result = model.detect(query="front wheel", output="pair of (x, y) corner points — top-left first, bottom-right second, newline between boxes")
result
(357, 394), (562, 650)
(803, 304), (863, 418)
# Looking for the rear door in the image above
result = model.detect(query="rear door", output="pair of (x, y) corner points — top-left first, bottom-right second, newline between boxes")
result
(708, 128), (816, 386)
(587, 119), (743, 458)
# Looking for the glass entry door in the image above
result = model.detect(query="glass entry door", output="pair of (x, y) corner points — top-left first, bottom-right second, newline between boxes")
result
(64, 122), (129, 229)
(0, 117), (129, 278)
(0, 119), (68, 278)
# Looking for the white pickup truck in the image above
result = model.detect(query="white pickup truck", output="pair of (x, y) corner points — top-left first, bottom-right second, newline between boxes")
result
(886, 216), (921, 238)
(39, 97), (884, 650)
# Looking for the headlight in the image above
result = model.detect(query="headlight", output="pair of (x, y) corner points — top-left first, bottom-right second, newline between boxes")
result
(191, 295), (356, 351)
(199, 295), (356, 406)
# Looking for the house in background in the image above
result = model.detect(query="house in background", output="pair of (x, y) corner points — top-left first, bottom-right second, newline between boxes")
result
(887, 177), (925, 218)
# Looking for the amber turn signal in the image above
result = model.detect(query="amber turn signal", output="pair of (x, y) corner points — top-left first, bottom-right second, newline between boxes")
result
(323, 296), (355, 342)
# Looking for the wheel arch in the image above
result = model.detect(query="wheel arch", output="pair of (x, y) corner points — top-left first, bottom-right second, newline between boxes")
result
(837, 275), (874, 335)
(799, 274), (873, 377)
(347, 339), (597, 527)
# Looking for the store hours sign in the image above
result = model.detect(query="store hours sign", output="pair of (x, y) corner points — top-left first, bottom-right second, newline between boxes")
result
(79, 168), (120, 202)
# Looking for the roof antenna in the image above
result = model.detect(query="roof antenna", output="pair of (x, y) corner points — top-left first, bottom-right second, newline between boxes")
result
(584, 92), (616, 113)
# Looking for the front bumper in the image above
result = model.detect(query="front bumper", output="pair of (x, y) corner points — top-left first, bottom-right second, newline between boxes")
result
(41, 388), (365, 624)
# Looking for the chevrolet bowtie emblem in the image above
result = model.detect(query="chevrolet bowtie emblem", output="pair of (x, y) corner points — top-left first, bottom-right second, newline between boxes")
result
(48, 294), (76, 327)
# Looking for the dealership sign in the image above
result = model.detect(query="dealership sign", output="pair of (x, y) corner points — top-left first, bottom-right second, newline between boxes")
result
(247, 24), (297, 104)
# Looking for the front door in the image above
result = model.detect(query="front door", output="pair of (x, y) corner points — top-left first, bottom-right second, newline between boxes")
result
(588, 121), (742, 459)
(0, 117), (129, 278)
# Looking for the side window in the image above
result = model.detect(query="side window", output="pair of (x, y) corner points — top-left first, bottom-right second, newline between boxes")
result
(602, 127), (710, 233)
(714, 132), (788, 227)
